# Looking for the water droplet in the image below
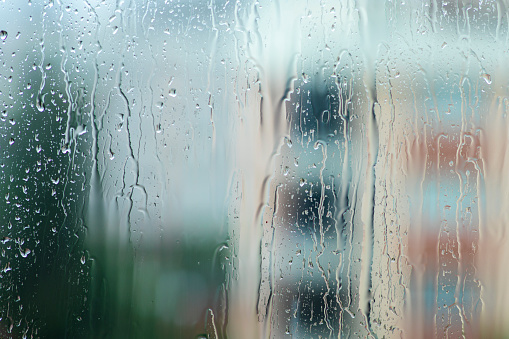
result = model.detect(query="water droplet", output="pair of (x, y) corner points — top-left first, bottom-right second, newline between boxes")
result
(3, 263), (12, 273)
(169, 88), (177, 97)
(283, 166), (289, 176)
(299, 178), (306, 187)
(20, 248), (31, 258)
(36, 95), (45, 112)
(9, 138), (14, 145)
(302, 72), (310, 83)
(482, 73), (491, 84)
(0, 31), (7, 41)
(76, 124), (87, 136)
(81, 255), (86, 264)
(284, 136), (292, 148)
(61, 144), (70, 154)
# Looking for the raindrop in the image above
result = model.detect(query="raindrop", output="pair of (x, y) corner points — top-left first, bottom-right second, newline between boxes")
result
(169, 88), (177, 97)
(76, 125), (87, 136)
(20, 248), (31, 258)
(284, 136), (292, 148)
(302, 72), (310, 83)
(482, 73), (492, 84)
(36, 94), (45, 112)
(0, 30), (7, 41)
(61, 144), (70, 154)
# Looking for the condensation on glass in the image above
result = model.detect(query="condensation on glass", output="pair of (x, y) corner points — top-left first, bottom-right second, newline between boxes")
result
(0, 0), (507, 338)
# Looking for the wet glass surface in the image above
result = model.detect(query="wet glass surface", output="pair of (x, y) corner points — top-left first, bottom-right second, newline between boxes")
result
(0, 0), (508, 338)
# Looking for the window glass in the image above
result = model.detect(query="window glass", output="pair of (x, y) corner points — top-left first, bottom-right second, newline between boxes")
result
(0, 0), (506, 338)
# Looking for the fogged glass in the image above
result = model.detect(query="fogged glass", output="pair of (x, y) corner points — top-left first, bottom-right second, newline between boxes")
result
(0, 0), (507, 338)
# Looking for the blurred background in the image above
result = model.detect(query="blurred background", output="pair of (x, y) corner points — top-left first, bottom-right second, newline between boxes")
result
(1, 0), (509, 338)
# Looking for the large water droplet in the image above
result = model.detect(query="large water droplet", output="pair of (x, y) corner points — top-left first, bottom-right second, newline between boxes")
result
(20, 248), (31, 258)
(482, 73), (492, 85)
(0, 30), (7, 41)
(36, 94), (45, 112)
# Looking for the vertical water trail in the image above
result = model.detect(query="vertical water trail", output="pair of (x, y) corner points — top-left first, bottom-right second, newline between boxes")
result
(454, 72), (469, 337)
(478, 52), (509, 335)
(227, 0), (298, 337)
(314, 140), (333, 335)
(335, 68), (352, 319)
(207, 0), (218, 152)
(36, 3), (48, 113)
(83, 1), (108, 335)
(357, 0), (385, 333)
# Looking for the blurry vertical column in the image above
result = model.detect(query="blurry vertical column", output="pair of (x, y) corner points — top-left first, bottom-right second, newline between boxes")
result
(84, 0), (136, 337)
(477, 0), (509, 336)
(356, 0), (412, 337)
(236, 0), (413, 337)
(226, 0), (299, 338)
(388, 0), (500, 337)
(85, 0), (237, 337)
(0, 0), (96, 337)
